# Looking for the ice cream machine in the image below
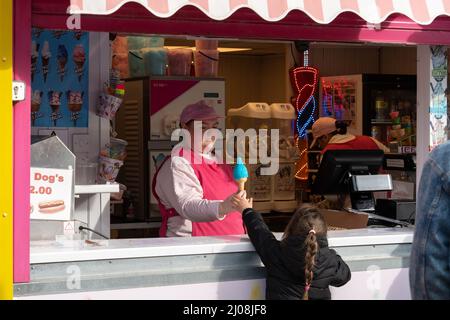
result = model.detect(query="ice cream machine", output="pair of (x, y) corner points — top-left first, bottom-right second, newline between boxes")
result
(227, 102), (297, 212)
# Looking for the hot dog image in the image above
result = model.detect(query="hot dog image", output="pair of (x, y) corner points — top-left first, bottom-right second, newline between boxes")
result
(38, 200), (65, 214)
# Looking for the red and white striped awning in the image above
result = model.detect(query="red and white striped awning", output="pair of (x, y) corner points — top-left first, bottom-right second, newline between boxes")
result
(69, 0), (450, 25)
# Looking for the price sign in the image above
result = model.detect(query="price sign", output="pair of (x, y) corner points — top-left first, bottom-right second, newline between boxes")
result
(30, 167), (73, 221)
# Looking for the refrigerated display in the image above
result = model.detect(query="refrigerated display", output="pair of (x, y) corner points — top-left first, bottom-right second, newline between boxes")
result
(319, 74), (416, 150)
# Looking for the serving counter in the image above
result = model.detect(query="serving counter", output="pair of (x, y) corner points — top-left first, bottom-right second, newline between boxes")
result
(15, 227), (413, 300)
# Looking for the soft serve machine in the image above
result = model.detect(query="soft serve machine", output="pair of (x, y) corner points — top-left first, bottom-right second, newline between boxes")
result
(227, 102), (297, 212)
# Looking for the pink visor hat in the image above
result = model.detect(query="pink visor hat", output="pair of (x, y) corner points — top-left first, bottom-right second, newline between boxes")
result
(179, 100), (223, 124)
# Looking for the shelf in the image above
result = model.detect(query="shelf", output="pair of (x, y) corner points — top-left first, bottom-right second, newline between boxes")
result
(371, 121), (392, 125)
(371, 120), (413, 125)
(75, 184), (120, 194)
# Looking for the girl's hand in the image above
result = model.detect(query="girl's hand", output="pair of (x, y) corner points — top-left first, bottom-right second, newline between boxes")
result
(232, 194), (253, 213)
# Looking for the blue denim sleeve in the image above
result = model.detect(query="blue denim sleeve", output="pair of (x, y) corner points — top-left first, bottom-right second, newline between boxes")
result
(410, 142), (450, 299)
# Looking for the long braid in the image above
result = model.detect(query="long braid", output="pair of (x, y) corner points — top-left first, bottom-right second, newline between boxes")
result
(303, 230), (318, 300)
(281, 204), (327, 300)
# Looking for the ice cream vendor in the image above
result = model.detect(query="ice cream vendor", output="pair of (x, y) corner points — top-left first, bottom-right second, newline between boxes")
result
(152, 101), (246, 237)
(310, 117), (390, 154)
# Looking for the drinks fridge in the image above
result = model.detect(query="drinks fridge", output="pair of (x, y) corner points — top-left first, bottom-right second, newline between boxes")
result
(319, 74), (416, 151)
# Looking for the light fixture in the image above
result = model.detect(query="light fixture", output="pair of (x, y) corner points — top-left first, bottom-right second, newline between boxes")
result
(164, 46), (252, 53)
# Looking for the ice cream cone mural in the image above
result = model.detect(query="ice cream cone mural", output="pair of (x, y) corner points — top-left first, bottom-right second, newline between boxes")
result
(48, 91), (62, 126)
(73, 44), (86, 82)
(41, 41), (51, 82)
(31, 90), (43, 126)
(66, 90), (83, 126)
(32, 30), (90, 128)
(57, 45), (68, 82)
(31, 41), (39, 82)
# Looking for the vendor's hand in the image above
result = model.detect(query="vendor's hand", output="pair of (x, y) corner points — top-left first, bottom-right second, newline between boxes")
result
(219, 191), (243, 217)
(232, 194), (253, 213)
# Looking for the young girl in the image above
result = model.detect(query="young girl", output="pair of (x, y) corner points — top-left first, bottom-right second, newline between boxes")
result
(232, 196), (351, 300)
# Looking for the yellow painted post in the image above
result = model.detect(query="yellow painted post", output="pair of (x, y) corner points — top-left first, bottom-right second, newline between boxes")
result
(0, 0), (14, 300)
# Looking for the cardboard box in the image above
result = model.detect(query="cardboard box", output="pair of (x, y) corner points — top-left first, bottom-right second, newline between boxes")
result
(319, 209), (368, 229)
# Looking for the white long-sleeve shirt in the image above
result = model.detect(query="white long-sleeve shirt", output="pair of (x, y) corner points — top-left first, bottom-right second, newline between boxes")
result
(154, 152), (226, 237)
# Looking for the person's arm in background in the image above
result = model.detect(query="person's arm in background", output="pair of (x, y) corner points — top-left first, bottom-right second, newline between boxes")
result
(370, 137), (390, 153)
(410, 142), (450, 299)
(155, 156), (235, 222)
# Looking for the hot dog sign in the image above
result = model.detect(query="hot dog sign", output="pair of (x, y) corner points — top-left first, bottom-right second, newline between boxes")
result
(30, 167), (73, 221)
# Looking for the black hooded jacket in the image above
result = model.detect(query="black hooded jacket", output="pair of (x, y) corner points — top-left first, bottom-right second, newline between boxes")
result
(243, 208), (351, 300)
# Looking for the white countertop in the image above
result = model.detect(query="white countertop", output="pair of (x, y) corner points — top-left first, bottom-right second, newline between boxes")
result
(74, 184), (120, 194)
(30, 227), (414, 264)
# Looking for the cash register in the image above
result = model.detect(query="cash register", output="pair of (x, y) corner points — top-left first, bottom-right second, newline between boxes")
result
(312, 149), (411, 227)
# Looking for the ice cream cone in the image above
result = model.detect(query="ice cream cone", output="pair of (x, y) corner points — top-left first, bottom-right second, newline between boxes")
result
(57, 45), (68, 82)
(75, 61), (84, 81)
(50, 105), (60, 126)
(31, 102), (40, 113)
(58, 61), (67, 81)
(31, 57), (37, 82)
(73, 44), (86, 82)
(69, 103), (82, 113)
(237, 178), (247, 191)
(41, 57), (49, 82)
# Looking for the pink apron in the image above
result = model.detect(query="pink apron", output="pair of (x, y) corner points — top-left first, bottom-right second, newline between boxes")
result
(152, 148), (245, 237)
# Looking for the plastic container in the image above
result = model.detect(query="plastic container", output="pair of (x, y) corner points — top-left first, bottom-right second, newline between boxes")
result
(142, 47), (167, 76)
(98, 156), (123, 183)
(270, 103), (296, 161)
(194, 49), (219, 77)
(195, 40), (218, 51)
(112, 54), (129, 79)
(108, 138), (128, 160)
(227, 103), (271, 161)
(127, 36), (150, 50)
(168, 48), (192, 76)
(128, 50), (145, 77)
(75, 162), (98, 185)
(97, 93), (123, 120)
(148, 37), (164, 48)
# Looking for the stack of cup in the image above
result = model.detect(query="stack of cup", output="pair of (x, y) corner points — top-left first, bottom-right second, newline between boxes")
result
(127, 36), (149, 78)
(98, 138), (128, 183)
(111, 36), (129, 78)
(194, 40), (219, 77)
(97, 92), (123, 120)
(168, 48), (192, 76)
(142, 47), (168, 76)
(97, 156), (123, 183)
(141, 37), (167, 76)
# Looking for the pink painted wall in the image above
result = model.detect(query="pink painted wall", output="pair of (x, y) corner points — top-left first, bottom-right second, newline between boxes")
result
(13, 0), (31, 283)
(11, 0), (449, 285)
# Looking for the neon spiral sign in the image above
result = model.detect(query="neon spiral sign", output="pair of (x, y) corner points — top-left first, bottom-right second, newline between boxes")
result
(289, 66), (319, 180)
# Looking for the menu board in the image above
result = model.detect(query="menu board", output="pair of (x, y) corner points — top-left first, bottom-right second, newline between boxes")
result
(31, 28), (89, 128)
(30, 167), (73, 221)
